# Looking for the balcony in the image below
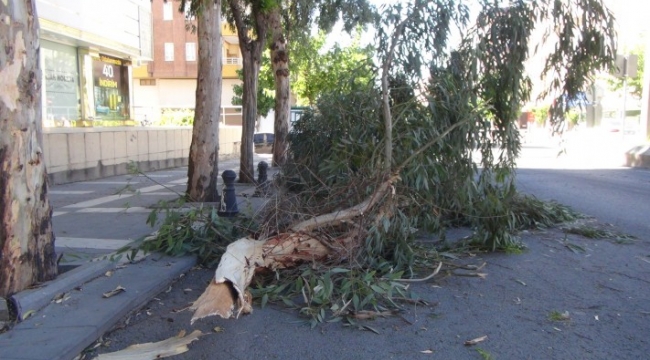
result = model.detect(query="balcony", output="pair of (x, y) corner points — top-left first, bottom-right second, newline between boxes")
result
(223, 57), (242, 78)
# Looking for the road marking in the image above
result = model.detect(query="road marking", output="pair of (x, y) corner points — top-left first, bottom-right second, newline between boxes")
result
(49, 191), (94, 195)
(167, 179), (188, 184)
(77, 207), (150, 213)
(77, 181), (132, 185)
(137, 192), (181, 196)
(136, 174), (173, 178)
(55, 237), (133, 250)
(62, 194), (134, 208)
(52, 211), (68, 217)
(138, 184), (166, 193)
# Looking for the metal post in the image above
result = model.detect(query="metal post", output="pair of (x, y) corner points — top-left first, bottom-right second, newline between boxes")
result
(218, 170), (239, 217)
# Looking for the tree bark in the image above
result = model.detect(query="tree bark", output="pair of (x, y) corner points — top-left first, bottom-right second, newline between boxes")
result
(190, 173), (400, 322)
(239, 50), (259, 183)
(269, 9), (290, 167)
(228, 0), (268, 184)
(0, 0), (57, 296)
(186, 0), (222, 202)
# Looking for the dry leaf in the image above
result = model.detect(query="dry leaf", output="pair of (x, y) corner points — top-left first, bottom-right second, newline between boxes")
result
(102, 286), (126, 298)
(213, 326), (224, 333)
(360, 325), (380, 334)
(95, 330), (202, 359)
(464, 335), (488, 346)
(105, 270), (113, 277)
(420, 349), (434, 354)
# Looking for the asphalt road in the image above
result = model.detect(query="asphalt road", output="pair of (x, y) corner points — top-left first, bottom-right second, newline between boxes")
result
(90, 138), (650, 360)
(516, 141), (650, 238)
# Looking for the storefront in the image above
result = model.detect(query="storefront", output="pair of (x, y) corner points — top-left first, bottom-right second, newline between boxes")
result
(41, 40), (80, 127)
(40, 40), (133, 127)
(92, 55), (131, 121)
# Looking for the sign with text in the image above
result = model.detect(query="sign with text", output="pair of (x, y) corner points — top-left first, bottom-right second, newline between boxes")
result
(92, 54), (130, 120)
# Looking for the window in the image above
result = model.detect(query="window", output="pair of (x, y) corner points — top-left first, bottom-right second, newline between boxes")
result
(140, 79), (156, 86)
(163, 2), (172, 21)
(185, 43), (196, 61)
(164, 43), (174, 61)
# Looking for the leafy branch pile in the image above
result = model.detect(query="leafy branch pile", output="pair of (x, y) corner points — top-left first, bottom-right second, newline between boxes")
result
(133, 0), (614, 325)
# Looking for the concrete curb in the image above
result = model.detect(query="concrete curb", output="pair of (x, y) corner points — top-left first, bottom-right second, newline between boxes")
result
(10, 260), (116, 321)
(626, 144), (650, 168)
(0, 254), (197, 360)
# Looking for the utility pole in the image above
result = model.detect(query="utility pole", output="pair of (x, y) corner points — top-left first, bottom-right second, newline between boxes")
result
(615, 54), (638, 136)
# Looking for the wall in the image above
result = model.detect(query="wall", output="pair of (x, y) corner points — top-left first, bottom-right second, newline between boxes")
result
(37, 0), (151, 59)
(43, 126), (242, 184)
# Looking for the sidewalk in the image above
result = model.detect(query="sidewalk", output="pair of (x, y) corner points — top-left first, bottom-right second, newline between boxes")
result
(0, 154), (274, 360)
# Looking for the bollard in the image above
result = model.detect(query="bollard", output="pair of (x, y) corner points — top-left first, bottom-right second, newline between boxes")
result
(254, 161), (270, 197)
(257, 161), (269, 184)
(218, 170), (239, 217)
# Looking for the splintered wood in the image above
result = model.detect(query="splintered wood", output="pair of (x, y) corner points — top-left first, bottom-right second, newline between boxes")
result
(190, 175), (400, 323)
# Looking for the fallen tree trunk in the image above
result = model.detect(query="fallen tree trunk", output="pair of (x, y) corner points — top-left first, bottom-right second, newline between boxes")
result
(190, 175), (400, 323)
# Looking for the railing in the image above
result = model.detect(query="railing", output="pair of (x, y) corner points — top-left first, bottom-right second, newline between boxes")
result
(224, 57), (242, 65)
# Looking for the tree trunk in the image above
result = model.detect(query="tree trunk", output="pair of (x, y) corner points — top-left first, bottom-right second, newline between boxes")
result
(0, 0), (57, 297)
(269, 9), (290, 167)
(186, 1), (222, 202)
(239, 50), (259, 183)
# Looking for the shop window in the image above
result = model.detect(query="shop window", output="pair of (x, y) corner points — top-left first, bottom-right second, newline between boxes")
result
(41, 40), (80, 127)
(163, 2), (172, 20)
(164, 43), (174, 61)
(186, 43), (196, 62)
(92, 54), (130, 120)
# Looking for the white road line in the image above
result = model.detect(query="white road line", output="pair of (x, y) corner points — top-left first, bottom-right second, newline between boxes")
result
(52, 211), (68, 217)
(49, 191), (94, 195)
(76, 207), (150, 213)
(136, 174), (173, 178)
(167, 179), (188, 184)
(137, 192), (181, 196)
(77, 181), (132, 185)
(62, 194), (134, 208)
(138, 184), (166, 193)
(55, 237), (133, 250)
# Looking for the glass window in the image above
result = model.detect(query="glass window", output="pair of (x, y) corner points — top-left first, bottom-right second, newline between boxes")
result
(163, 1), (172, 21)
(186, 43), (196, 61)
(41, 40), (80, 127)
(92, 54), (130, 120)
(164, 43), (174, 61)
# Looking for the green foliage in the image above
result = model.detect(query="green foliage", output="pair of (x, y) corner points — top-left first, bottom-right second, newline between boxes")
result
(548, 310), (571, 321)
(531, 105), (549, 125)
(531, 0), (617, 130)
(148, 0), (616, 326)
(291, 31), (376, 106)
(508, 195), (580, 230)
(476, 348), (496, 360)
(120, 199), (257, 267)
(563, 224), (636, 243)
(607, 43), (645, 99)
(158, 108), (194, 126)
(249, 259), (425, 327)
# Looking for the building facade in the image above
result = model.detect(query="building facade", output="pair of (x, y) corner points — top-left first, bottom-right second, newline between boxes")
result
(37, 0), (153, 127)
(133, 0), (244, 126)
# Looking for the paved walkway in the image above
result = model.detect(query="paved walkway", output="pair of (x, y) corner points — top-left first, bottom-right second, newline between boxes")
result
(0, 154), (273, 360)
(51, 154), (273, 268)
